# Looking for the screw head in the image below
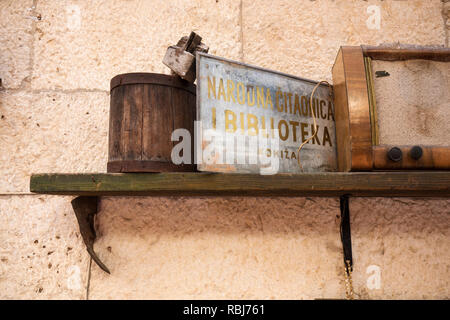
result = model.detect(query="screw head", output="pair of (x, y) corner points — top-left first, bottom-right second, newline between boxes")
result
(387, 147), (402, 162)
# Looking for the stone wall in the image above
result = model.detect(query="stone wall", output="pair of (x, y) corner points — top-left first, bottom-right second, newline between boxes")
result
(0, 0), (448, 299)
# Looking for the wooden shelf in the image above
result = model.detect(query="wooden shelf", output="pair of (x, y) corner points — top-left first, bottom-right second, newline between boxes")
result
(30, 172), (450, 197)
(30, 171), (450, 274)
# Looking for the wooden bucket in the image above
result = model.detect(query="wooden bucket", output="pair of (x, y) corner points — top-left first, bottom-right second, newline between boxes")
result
(108, 73), (196, 172)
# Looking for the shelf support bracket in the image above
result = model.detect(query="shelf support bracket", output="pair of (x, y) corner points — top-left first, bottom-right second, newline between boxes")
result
(71, 196), (110, 274)
(340, 194), (354, 299)
(340, 195), (353, 271)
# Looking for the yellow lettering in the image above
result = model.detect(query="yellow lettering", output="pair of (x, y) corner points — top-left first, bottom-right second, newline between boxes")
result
(276, 90), (283, 112)
(284, 92), (288, 113)
(247, 113), (258, 136)
(237, 82), (245, 105)
(257, 87), (265, 108)
(311, 124), (321, 145)
(301, 122), (308, 142)
(328, 101), (334, 121)
(227, 79), (236, 103)
(270, 117), (275, 138)
(294, 94), (301, 115)
(323, 126), (332, 147)
(287, 93), (293, 114)
(266, 88), (273, 110)
(289, 121), (299, 142)
(278, 120), (289, 141)
(218, 78), (226, 101)
(247, 86), (255, 106)
(208, 76), (216, 99)
(301, 96), (309, 116)
(309, 99), (316, 117)
(261, 116), (269, 137)
(311, 98), (319, 117)
(320, 100), (327, 119)
(225, 109), (236, 133)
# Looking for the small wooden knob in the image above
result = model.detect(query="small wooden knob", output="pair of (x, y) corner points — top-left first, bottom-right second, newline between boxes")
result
(387, 147), (402, 162)
(410, 146), (423, 160)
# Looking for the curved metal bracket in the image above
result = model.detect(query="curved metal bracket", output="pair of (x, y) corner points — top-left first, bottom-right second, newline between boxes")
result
(340, 195), (353, 274)
(71, 196), (110, 274)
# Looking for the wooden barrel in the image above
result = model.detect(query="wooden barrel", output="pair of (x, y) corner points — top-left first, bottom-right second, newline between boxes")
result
(108, 73), (196, 172)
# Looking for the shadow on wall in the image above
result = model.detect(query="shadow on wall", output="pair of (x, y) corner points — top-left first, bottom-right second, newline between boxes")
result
(93, 196), (450, 237)
(85, 196), (449, 300)
(95, 196), (342, 237)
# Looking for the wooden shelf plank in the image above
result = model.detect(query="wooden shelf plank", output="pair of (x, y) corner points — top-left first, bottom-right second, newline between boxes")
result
(30, 172), (450, 197)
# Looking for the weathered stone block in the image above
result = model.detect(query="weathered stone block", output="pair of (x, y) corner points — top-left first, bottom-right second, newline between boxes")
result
(0, 0), (33, 88)
(242, 0), (445, 82)
(88, 197), (343, 299)
(32, 0), (241, 90)
(350, 198), (450, 299)
(0, 91), (109, 193)
(0, 195), (89, 299)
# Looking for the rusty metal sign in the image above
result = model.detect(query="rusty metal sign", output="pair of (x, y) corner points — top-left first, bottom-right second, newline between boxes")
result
(196, 53), (337, 174)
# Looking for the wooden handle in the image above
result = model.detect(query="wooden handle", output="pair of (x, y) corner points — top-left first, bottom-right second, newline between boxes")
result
(362, 45), (450, 62)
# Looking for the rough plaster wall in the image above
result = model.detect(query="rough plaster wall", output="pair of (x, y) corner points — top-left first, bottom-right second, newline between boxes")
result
(0, 0), (449, 300)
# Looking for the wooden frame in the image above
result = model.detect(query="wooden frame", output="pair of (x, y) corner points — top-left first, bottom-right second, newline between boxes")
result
(332, 45), (450, 171)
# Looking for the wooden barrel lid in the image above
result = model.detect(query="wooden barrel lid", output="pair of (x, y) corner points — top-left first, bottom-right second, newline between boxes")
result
(110, 73), (196, 94)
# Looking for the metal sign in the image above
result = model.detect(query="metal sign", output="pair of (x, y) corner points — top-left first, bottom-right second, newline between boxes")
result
(196, 53), (337, 174)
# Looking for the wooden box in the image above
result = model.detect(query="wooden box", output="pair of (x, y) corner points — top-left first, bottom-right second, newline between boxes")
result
(332, 45), (450, 171)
